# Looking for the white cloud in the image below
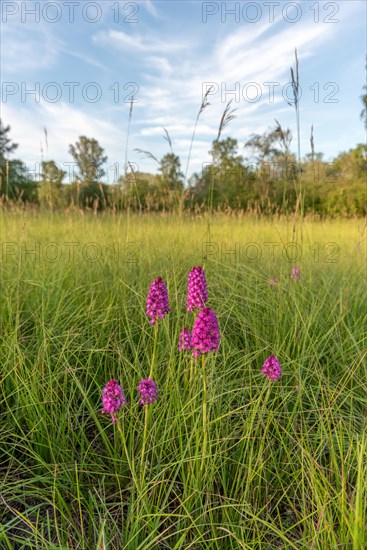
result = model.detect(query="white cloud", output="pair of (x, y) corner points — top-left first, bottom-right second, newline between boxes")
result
(92, 29), (189, 54)
(60, 49), (108, 72)
(144, 56), (174, 77)
(1, 25), (60, 73)
(1, 101), (125, 181)
(139, 0), (160, 18)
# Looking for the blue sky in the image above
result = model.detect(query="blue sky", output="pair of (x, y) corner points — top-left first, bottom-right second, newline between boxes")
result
(1, 0), (366, 182)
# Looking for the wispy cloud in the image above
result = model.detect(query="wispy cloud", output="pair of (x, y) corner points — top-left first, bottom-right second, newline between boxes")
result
(139, 0), (160, 18)
(92, 29), (189, 54)
(1, 25), (60, 73)
(60, 48), (108, 71)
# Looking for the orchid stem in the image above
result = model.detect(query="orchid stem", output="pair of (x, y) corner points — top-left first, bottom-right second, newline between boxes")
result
(149, 322), (158, 379)
(201, 354), (208, 470)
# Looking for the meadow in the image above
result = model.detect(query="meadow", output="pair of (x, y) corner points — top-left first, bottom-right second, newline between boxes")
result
(0, 211), (366, 549)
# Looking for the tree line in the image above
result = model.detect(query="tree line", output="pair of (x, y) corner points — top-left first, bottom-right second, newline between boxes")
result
(0, 119), (366, 217)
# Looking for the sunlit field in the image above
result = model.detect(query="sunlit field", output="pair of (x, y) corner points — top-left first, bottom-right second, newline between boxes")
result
(1, 211), (366, 549)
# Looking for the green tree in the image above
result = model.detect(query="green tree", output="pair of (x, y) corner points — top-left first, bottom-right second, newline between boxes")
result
(327, 144), (367, 215)
(116, 171), (159, 211)
(360, 59), (367, 129)
(68, 136), (107, 184)
(191, 138), (253, 208)
(0, 158), (36, 202)
(38, 160), (66, 209)
(360, 87), (367, 129)
(157, 153), (184, 192)
(0, 119), (18, 159)
(244, 126), (298, 212)
(244, 128), (284, 163)
(0, 121), (37, 201)
(244, 125), (295, 178)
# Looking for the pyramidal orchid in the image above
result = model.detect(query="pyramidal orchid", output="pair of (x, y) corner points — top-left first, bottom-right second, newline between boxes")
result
(138, 378), (158, 405)
(262, 355), (282, 382)
(191, 307), (220, 358)
(187, 266), (208, 311)
(146, 276), (170, 325)
(101, 379), (127, 423)
(179, 328), (192, 351)
(291, 266), (301, 282)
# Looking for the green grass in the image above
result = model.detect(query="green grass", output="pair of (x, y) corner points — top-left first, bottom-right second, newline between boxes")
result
(0, 211), (366, 549)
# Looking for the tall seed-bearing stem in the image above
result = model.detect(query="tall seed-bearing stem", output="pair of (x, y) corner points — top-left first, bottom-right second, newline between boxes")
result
(124, 98), (134, 176)
(208, 100), (237, 215)
(290, 48), (305, 229)
(290, 48), (301, 164)
(184, 86), (213, 187)
(201, 353), (208, 470)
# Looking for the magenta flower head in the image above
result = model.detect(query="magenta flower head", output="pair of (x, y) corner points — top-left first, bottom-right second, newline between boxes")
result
(146, 276), (170, 325)
(269, 277), (278, 286)
(261, 355), (282, 382)
(138, 378), (158, 405)
(178, 328), (192, 351)
(101, 379), (127, 423)
(187, 266), (208, 311)
(191, 307), (220, 358)
(291, 266), (300, 282)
